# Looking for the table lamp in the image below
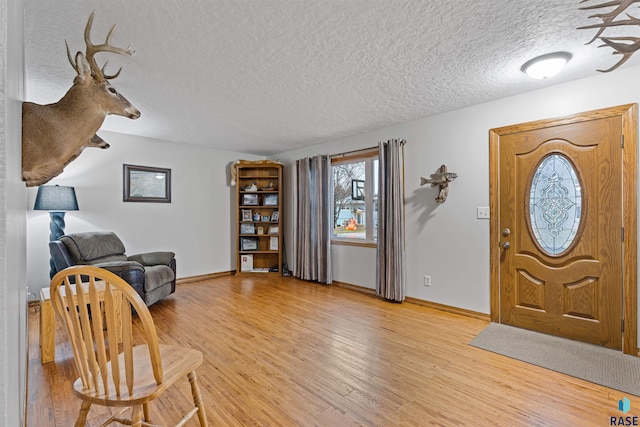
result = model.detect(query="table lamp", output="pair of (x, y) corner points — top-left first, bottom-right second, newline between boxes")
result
(33, 185), (79, 278)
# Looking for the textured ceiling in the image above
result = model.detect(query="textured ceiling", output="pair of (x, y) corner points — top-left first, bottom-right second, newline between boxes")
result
(24, 0), (640, 155)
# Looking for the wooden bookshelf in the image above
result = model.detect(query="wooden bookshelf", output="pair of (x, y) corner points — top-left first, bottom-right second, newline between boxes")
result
(235, 162), (283, 274)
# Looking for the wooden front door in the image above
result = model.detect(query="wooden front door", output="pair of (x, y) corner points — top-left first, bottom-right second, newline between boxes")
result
(489, 104), (637, 354)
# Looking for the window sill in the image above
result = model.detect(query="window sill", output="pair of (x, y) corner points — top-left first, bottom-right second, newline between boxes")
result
(331, 239), (377, 248)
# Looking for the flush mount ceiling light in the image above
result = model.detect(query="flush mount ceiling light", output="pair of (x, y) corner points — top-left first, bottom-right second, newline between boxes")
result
(521, 52), (572, 79)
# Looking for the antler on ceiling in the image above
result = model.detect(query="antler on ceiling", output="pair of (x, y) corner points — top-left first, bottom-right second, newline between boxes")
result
(65, 11), (135, 82)
(578, 0), (640, 72)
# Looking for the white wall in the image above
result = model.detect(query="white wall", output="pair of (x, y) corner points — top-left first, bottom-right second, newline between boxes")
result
(19, 60), (640, 375)
(26, 130), (260, 294)
(276, 65), (640, 317)
(1, 0), (28, 425)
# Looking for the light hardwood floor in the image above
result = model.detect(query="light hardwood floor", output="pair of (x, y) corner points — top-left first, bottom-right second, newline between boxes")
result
(27, 274), (640, 426)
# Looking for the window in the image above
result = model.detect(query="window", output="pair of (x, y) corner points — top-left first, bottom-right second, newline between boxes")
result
(529, 153), (583, 255)
(331, 149), (378, 244)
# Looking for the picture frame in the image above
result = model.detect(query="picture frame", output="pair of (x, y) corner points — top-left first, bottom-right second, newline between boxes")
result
(240, 237), (259, 251)
(257, 226), (264, 235)
(269, 236), (279, 251)
(241, 209), (253, 222)
(240, 254), (253, 272)
(123, 164), (171, 203)
(242, 193), (259, 206)
(240, 223), (255, 235)
(263, 194), (278, 206)
(268, 225), (279, 234)
(261, 215), (270, 222)
(271, 210), (279, 222)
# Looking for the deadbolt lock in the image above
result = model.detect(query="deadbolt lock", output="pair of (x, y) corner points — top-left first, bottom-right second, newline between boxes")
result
(502, 228), (511, 236)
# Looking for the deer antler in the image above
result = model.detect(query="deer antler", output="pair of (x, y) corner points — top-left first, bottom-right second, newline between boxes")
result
(597, 36), (640, 71)
(578, 0), (640, 72)
(578, 0), (640, 43)
(83, 11), (135, 82)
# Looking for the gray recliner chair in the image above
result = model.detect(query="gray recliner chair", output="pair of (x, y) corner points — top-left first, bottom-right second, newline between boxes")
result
(49, 231), (176, 306)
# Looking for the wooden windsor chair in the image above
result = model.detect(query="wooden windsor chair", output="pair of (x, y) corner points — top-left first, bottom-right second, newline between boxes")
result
(50, 265), (208, 427)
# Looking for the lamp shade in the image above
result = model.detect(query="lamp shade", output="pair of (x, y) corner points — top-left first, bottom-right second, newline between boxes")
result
(33, 185), (79, 211)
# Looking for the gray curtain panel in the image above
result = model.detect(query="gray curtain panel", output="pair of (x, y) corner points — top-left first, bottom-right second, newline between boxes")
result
(376, 139), (406, 302)
(295, 156), (333, 284)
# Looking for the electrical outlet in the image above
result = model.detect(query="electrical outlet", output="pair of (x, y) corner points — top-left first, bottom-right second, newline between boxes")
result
(424, 275), (431, 287)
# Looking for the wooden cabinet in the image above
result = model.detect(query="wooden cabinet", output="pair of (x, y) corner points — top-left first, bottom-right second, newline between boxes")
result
(235, 162), (283, 273)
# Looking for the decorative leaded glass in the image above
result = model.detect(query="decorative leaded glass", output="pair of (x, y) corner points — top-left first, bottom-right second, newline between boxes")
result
(529, 154), (582, 255)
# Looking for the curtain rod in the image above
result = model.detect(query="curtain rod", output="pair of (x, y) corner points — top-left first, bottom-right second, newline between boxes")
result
(330, 139), (406, 159)
(330, 146), (378, 159)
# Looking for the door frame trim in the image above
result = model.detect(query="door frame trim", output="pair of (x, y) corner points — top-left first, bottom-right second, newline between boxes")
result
(489, 103), (638, 355)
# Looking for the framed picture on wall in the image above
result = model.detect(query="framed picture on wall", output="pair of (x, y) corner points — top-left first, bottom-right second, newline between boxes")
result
(123, 164), (171, 203)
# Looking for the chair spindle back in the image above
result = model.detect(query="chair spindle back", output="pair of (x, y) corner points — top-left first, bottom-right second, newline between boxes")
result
(50, 266), (163, 397)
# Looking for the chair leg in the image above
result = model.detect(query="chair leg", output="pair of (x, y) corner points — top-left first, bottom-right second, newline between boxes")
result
(131, 405), (143, 427)
(143, 402), (151, 423)
(188, 370), (208, 426)
(74, 401), (91, 427)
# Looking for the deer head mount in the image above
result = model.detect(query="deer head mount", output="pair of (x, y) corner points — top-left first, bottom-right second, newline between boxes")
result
(578, 0), (640, 72)
(22, 11), (140, 187)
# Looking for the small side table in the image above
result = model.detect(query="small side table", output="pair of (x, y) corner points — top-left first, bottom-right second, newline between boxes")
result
(39, 281), (111, 364)
(39, 288), (56, 364)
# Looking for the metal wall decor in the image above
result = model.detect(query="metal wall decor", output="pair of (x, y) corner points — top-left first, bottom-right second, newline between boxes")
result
(578, 0), (640, 72)
(420, 164), (458, 203)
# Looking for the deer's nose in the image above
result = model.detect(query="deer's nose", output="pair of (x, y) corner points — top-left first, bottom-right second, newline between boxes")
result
(127, 109), (141, 119)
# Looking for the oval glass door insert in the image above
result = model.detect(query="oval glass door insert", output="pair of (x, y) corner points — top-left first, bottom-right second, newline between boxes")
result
(529, 153), (582, 255)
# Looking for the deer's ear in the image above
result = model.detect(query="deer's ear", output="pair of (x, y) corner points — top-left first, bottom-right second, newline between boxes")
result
(74, 52), (92, 82)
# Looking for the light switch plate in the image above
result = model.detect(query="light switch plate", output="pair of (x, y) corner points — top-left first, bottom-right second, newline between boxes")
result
(477, 207), (490, 219)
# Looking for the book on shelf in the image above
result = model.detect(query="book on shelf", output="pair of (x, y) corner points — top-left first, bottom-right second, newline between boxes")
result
(240, 254), (253, 272)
